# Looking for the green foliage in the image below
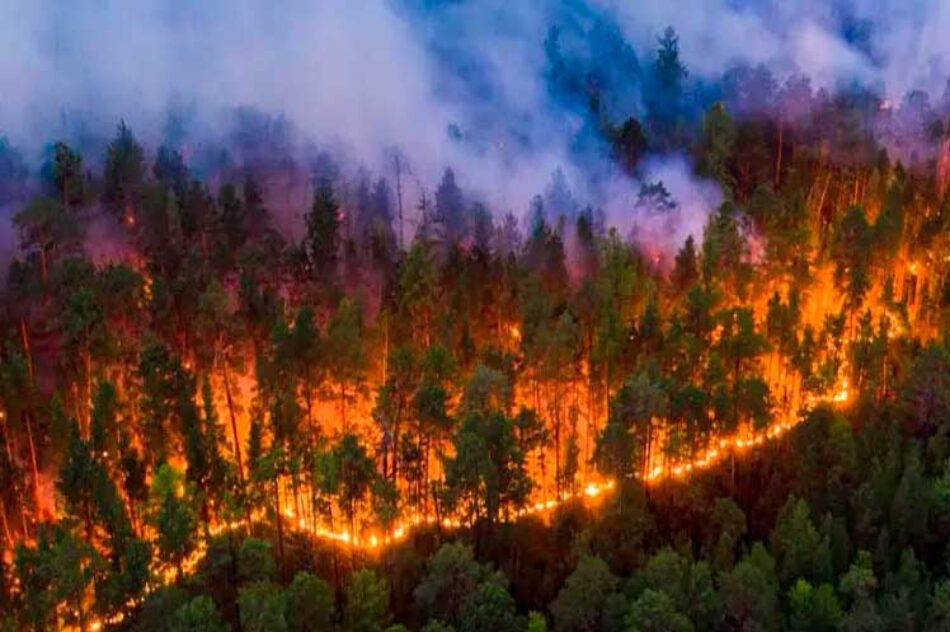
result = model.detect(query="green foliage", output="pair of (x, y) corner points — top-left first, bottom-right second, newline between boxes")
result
(550, 554), (618, 632)
(458, 581), (519, 632)
(7, 44), (950, 632)
(625, 589), (693, 632)
(171, 596), (228, 632)
(238, 538), (277, 584)
(769, 496), (832, 584)
(149, 464), (197, 577)
(239, 580), (288, 632)
(786, 580), (841, 632)
(306, 180), (341, 281)
(284, 571), (335, 632)
(442, 409), (532, 524)
(527, 611), (547, 632)
(103, 121), (145, 217)
(637, 548), (717, 626)
(414, 543), (499, 625)
(134, 586), (190, 632)
(718, 543), (779, 631)
(344, 569), (391, 632)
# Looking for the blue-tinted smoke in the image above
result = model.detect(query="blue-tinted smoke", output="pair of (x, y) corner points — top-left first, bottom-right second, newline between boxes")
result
(0, 0), (948, 255)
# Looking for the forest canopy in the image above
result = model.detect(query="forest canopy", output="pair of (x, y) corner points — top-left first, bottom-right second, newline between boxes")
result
(1, 5), (950, 632)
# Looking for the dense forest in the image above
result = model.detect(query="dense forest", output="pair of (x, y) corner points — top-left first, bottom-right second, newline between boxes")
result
(1, 19), (950, 632)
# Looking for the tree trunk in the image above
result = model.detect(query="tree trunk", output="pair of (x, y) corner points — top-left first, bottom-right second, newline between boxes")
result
(0, 499), (11, 550)
(273, 478), (285, 581)
(76, 594), (87, 632)
(20, 319), (35, 385)
(24, 411), (43, 521)
(222, 361), (253, 529)
(39, 247), (49, 289)
(292, 471), (302, 526)
(340, 382), (348, 435)
(553, 383), (561, 497)
(83, 341), (92, 436)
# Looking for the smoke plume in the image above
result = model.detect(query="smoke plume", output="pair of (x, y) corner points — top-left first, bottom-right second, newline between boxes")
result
(2, 0), (950, 259)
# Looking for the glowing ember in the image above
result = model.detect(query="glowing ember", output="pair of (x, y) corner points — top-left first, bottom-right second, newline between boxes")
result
(833, 378), (850, 403)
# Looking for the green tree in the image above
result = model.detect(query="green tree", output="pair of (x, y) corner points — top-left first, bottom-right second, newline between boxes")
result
(344, 569), (391, 632)
(171, 596), (228, 632)
(239, 581), (287, 632)
(786, 580), (841, 632)
(550, 554), (618, 632)
(719, 543), (779, 631)
(237, 538), (277, 584)
(13, 196), (80, 284)
(328, 298), (368, 432)
(305, 179), (341, 285)
(284, 572), (334, 632)
(648, 27), (688, 147)
(527, 611), (547, 632)
(47, 141), (85, 209)
(902, 343), (950, 434)
(131, 587), (190, 632)
(624, 589), (693, 632)
(698, 103), (736, 191)
(324, 434), (377, 539)
(670, 236), (699, 295)
(149, 465), (197, 579)
(398, 241), (439, 347)
(838, 550), (883, 632)
(769, 496), (832, 584)
(594, 371), (666, 480)
(459, 581), (519, 632)
(414, 543), (498, 626)
(637, 548), (717, 626)
(442, 410), (532, 527)
(103, 121), (145, 221)
(927, 580), (950, 631)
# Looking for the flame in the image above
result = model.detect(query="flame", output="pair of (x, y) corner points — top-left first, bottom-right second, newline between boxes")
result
(833, 378), (850, 403)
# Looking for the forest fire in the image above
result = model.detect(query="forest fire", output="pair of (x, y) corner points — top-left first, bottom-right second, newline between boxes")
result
(4, 3), (950, 629)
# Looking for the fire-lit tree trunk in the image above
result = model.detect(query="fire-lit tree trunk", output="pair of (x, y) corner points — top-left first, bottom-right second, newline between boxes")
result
(221, 359), (253, 529)
(23, 411), (42, 522)
(0, 500), (11, 549)
(552, 384), (561, 497)
(83, 340), (92, 436)
(337, 376), (349, 436)
(17, 319), (44, 523)
(273, 477), (285, 580)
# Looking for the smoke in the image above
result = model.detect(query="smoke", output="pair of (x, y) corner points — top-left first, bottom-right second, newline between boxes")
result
(1, 0), (950, 261)
(595, 0), (950, 97)
(618, 156), (723, 256)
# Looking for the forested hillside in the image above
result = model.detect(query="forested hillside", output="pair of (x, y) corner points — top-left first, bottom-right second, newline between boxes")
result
(1, 11), (950, 632)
